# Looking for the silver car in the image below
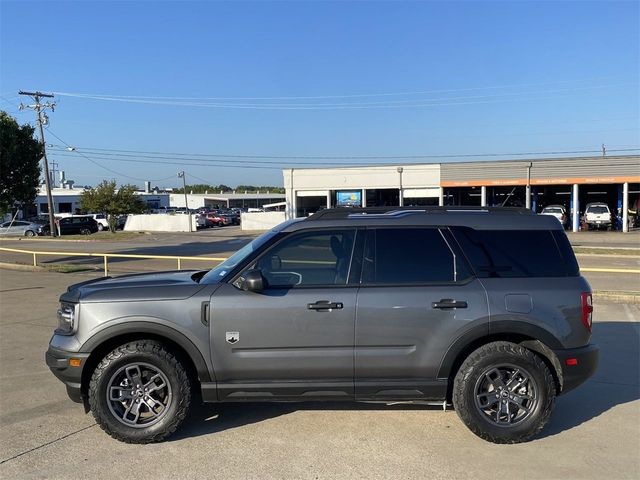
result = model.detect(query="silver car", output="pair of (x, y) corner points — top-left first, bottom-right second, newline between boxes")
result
(0, 220), (43, 237)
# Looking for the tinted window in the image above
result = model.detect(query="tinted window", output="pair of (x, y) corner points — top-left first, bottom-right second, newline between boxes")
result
(255, 230), (356, 287)
(362, 228), (457, 284)
(551, 230), (580, 276)
(451, 227), (577, 278)
(586, 206), (609, 214)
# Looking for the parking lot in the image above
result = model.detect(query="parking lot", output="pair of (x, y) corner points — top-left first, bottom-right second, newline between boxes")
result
(0, 263), (638, 479)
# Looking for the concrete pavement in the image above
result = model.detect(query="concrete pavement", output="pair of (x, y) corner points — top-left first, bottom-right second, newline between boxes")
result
(0, 269), (638, 480)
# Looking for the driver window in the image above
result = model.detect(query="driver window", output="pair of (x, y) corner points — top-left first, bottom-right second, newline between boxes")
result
(253, 230), (356, 288)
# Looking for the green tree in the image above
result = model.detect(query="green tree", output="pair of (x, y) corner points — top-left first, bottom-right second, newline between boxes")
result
(80, 180), (146, 232)
(0, 111), (43, 215)
(173, 184), (232, 194)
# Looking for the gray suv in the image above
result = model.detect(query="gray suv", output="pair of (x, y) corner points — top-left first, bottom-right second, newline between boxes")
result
(46, 207), (599, 444)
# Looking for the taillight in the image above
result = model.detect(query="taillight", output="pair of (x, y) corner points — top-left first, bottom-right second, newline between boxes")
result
(581, 292), (593, 332)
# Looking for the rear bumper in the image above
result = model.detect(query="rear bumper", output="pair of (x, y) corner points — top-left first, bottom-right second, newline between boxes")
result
(45, 346), (90, 403)
(554, 343), (599, 395)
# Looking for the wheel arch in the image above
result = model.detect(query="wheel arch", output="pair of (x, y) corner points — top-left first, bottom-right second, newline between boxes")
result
(438, 323), (564, 401)
(79, 322), (212, 401)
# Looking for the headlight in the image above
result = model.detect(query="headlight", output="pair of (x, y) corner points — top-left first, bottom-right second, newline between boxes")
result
(56, 303), (77, 335)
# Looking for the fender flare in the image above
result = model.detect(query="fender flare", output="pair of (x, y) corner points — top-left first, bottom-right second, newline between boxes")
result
(80, 321), (212, 382)
(437, 320), (563, 379)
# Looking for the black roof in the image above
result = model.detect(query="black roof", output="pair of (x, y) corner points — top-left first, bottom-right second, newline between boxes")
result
(280, 206), (562, 232)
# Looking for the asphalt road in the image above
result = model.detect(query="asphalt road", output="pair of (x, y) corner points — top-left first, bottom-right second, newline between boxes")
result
(0, 269), (638, 480)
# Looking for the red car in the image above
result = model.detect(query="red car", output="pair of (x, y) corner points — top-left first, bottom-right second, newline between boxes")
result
(205, 213), (225, 227)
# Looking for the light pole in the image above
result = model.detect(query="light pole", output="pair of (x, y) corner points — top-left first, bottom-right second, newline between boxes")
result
(397, 166), (404, 207)
(178, 171), (192, 232)
(526, 162), (532, 210)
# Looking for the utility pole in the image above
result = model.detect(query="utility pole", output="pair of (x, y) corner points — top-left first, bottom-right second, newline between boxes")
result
(18, 91), (57, 237)
(178, 171), (192, 232)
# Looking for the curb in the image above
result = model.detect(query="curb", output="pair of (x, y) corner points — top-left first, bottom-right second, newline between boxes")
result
(593, 290), (640, 304)
(0, 262), (44, 272)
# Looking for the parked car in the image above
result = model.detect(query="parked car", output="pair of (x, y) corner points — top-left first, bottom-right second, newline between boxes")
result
(40, 216), (100, 235)
(87, 214), (109, 231)
(115, 215), (128, 231)
(0, 220), (44, 237)
(46, 206), (598, 445)
(204, 212), (226, 227)
(540, 205), (567, 228)
(583, 202), (612, 230)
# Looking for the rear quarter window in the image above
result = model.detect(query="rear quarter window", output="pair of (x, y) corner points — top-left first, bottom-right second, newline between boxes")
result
(450, 227), (578, 278)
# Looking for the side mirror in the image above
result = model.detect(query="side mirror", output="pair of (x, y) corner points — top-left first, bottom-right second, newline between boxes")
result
(240, 269), (266, 292)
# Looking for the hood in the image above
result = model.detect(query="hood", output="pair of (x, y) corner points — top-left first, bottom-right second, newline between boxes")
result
(61, 270), (207, 303)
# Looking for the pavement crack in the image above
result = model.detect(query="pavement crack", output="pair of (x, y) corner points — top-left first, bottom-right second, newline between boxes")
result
(0, 423), (97, 465)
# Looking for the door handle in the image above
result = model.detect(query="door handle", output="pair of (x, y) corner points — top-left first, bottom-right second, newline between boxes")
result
(432, 299), (468, 309)
(307, 300), (344, 311)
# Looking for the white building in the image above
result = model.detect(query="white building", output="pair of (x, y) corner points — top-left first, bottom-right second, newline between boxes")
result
(283, 154), (640, 233)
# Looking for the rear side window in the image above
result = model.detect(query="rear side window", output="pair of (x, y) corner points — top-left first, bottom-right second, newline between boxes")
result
(362, 228), (467, 284)
(451, 227), (578, 278)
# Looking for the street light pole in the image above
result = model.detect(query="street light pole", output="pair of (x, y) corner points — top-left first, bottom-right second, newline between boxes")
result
(397, 166), (404, 207)
(178, 171), (192, 232)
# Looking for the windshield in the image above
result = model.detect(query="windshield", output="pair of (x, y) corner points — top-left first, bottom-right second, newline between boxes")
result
(200, 230), (278, 283)
(587, 206), (609, 214)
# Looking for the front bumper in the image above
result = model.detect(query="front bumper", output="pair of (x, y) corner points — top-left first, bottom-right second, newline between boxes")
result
(45, 346), (90, 403)
(554, 343), (599, 395)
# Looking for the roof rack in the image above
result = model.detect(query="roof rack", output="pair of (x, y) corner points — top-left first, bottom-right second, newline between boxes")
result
(305, 206), (532, 221)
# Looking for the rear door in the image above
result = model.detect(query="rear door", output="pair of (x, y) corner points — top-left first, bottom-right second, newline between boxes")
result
(209, 228), (361, 401)
(354, 227), (489, 401)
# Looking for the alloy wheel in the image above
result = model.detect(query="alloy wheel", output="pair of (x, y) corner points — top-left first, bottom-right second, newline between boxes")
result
(473, 364), (538, 427)
(106, 362), (173, 428)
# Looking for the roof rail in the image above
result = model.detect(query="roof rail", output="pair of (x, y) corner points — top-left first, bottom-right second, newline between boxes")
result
(305, 206), (532, 221)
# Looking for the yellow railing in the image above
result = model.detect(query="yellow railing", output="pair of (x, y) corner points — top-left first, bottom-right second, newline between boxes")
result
(0, 247), (227, 276)
(1, 247), (639, 277)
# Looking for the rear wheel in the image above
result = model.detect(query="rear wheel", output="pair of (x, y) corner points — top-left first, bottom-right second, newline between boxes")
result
(80, 228), (91, 235)
(88, 340), (192, 443)
(452, 341), (556, 444)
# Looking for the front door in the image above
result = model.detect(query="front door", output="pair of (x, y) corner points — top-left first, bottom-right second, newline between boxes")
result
(355, 227), (489, 401)
(210, 228), (360, 401)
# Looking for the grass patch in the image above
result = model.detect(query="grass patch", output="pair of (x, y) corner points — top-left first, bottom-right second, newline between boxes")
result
(46, 231), (149, 241)
(43, 264), (98, 273)
(574, 247), (640, 256)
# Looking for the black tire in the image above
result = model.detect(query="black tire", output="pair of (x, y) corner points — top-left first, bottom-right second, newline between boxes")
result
(88, 340), (192, 444)
(24, 230), (35, 237)
(452, 341), (556, 444)
(79, 228), (91, 235)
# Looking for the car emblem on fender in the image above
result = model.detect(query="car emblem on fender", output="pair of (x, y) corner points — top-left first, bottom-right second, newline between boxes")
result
(226, 332), (240, 344)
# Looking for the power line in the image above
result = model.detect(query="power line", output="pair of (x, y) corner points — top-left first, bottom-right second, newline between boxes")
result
(51, 83), (636, 110)
(51, 76), (632, 100)
(45, 128), (180, 181)
(47, 144), (640, 162)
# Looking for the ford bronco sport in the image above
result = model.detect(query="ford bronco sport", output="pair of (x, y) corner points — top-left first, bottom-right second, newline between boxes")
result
(46, 207), (598, 444)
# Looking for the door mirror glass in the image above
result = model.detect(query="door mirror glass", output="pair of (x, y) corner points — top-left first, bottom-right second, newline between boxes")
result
(239, 269), (266, 292)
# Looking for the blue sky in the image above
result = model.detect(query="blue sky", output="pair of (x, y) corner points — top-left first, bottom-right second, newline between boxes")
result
(1, 0), (638, 189)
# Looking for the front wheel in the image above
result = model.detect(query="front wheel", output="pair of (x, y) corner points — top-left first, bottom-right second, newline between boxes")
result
(24, 230), (35, 237)
(88, 340), (192, 443)
(452, 341), (556, 444)
(79, 228), (91, 235)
